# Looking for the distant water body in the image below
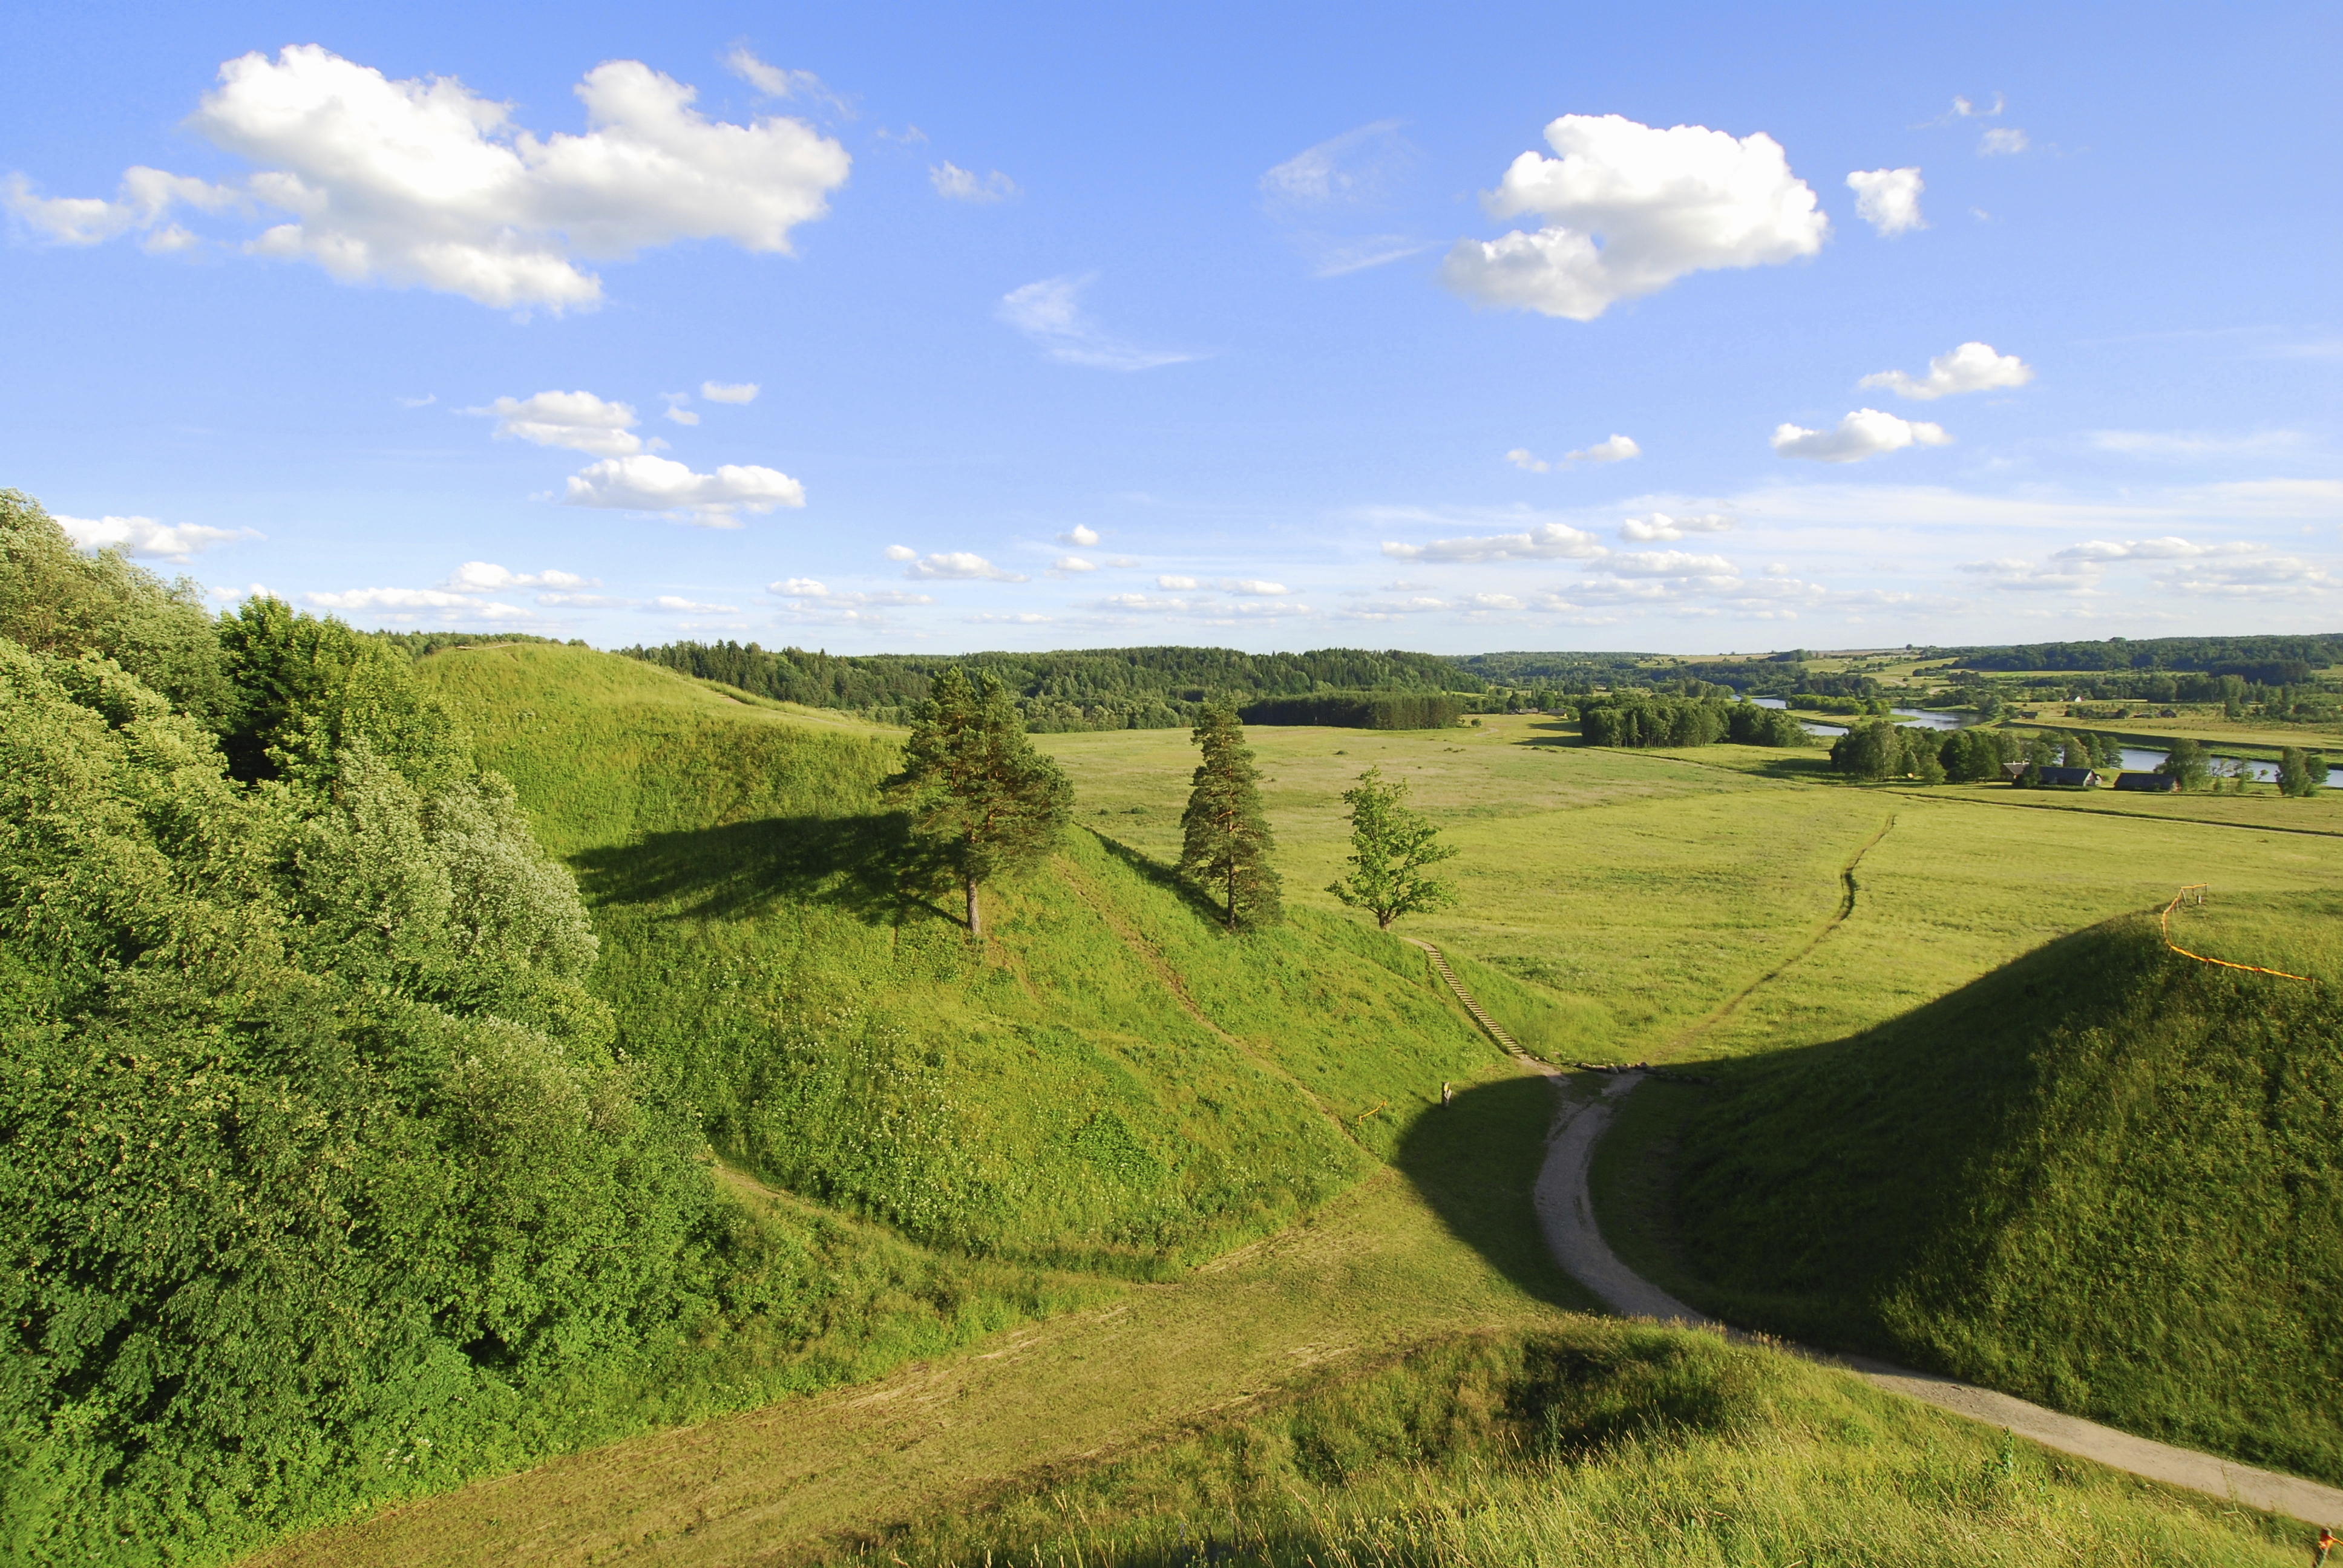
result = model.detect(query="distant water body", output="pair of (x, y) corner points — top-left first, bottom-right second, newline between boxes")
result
(1746, 697), (2341, 787)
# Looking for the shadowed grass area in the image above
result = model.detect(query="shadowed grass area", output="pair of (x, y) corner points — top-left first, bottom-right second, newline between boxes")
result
(819, 1327), (2304, 1568)
(1597, 895), (2343, 1485)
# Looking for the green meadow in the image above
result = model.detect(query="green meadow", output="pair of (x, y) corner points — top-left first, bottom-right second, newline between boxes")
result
(232, 652), (2340, 1564)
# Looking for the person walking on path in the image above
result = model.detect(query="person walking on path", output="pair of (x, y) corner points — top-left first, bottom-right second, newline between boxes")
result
(2314, 1526), (2335, 1566)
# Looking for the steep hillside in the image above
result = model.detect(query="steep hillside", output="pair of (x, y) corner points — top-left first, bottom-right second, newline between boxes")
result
(1607, 893), (2343, 1484)
(416, 644), (1510, 1272)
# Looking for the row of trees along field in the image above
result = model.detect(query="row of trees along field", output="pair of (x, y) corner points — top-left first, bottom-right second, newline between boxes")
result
(1576, 693), (1813, 748)
(618, 639), (1481, 732)
(1827, 719), (2328, 794)
(887, 668), (1458, 935)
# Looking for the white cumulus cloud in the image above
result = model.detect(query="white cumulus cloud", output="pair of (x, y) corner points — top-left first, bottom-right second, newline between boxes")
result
(1381, 520), (1607, 563)
(1860, 341), (2033, 400)
(1057, 524), (1100, 546)
(1565, 434), (1640, 464)
(701, 381), (759, 403)
(1053, 556), (1098, 573)
(56, 514), (257, 561)
(1156, 575), (1201, 590)
(1222, 578), (1289, 595)
(6, 45), (853, 310)
(768, 578), (936, 609)
(2052, 537), (2240, 562)
(901, 551), (1027, 582)
(1441, 114), (1827, 321)
(4, 166), (242, 247)
(1506, 448), (1550, 473)
(1771, 408), (1951, 463)
(997, 274), (1198, 371)
(1846, 167), (1925, 236)
(562, 454), (805, 524)
(438, 561), (593, 592)
(477, 390), (645, 455)
(1619, 512), (1732, 541)
(931, 162), (1017, 202)
(306, 586), (534, 618)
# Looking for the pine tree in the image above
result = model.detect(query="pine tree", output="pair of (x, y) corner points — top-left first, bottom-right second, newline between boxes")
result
(885, 667), (1073, 936)
(1327, 765), (1458, 930)
(1178, 704), (1282, 930)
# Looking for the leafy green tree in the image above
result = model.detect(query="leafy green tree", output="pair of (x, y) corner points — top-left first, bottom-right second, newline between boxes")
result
(0, 488), (235, 725)
(2278, 747), (2327, 797)
(886, 666), (1073, 937)
(1327, 766), (1458, 929)
(2157, 738), (2211, 791)
(1178, 704), (1282, 930)
(218, 595), (471, 789)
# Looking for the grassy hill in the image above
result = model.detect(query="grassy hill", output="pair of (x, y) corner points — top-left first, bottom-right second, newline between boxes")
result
(830, 1324), (2301, 1568)
(414, 643), (1526, 1272)
(1598, 893), (2343, 1485)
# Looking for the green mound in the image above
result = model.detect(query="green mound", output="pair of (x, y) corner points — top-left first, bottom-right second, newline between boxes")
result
(830, 1325), (2298, 1568)
(1619, 896), (2343, 1484)
(416, 644), (1506, 1272)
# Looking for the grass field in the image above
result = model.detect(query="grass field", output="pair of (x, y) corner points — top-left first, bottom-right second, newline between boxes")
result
(1038, 714), (2339, 1063)
(247, 660), (2342, 1564)
(833, 1328), (2304, 1568)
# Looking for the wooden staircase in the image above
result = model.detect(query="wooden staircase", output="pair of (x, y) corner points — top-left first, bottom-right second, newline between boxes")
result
(1401, 936), (1527, 1057)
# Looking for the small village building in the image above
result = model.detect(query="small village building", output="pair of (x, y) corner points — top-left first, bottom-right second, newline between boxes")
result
(2034, 766), (2099, 788)
(2113, 771), (2180, 792)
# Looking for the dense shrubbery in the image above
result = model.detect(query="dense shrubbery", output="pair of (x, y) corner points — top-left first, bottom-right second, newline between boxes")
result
(620, 641), (1480, 731)
(1578, 695), (1809, 748)
(0, 494), (758, 1561)
(1238, 691), (1464, 730)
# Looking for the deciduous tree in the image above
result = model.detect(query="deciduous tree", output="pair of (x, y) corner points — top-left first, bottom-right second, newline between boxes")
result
(1327, 765), (1457, 930)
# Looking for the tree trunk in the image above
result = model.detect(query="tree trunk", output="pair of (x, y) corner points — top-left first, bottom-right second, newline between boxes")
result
(1225, 866), (1237, 931)
(1378, 909), (1393, 929)
(966, 875), (982, 938)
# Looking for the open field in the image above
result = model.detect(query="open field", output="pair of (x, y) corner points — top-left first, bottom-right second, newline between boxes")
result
(1041, 714), (2339, 1062)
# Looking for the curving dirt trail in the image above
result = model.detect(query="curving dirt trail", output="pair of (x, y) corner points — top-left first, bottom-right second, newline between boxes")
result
(1406, 906), (2343, 1526)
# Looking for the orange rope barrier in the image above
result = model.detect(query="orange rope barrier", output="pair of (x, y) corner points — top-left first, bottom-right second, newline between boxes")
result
(2160, 885), (2315, 983)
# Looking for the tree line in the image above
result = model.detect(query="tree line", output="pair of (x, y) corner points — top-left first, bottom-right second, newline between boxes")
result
(620, 640), (1483, 731)
(1827, 718), (2328, 795)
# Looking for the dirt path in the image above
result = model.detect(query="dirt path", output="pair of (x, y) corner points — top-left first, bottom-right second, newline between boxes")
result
(1415, 944), (2343, 1526)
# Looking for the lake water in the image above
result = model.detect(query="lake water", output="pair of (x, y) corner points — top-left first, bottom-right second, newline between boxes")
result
(1751, 696), (1971, 740)
(2113, 746), (2343, 789)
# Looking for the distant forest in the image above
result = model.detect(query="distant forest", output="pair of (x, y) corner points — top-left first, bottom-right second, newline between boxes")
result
(384, 632), (2341, 731)
(615, 641), (1483, 731)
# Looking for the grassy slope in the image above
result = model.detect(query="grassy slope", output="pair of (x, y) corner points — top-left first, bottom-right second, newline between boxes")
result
(832, 1327), (2299, 1568)
(1600, 896), (2343, 1485)
(416, 644), (1504, 1270)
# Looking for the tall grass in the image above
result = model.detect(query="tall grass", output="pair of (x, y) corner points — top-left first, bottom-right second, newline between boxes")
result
(831, 1326), (2301, 1567)
(414, 644), (1508, 1270)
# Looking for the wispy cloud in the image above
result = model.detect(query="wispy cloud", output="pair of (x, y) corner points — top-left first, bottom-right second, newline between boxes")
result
(997, 274), (1201, 370)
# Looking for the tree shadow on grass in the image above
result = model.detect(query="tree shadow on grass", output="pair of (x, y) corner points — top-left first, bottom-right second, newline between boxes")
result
(1080, 826), (1244, 930)
(572, 811), (957, 926)
(1391, 1073), (1593, 1312)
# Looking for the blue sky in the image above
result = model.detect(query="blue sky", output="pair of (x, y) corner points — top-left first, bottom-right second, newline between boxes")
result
(4, 1), (2338, 654)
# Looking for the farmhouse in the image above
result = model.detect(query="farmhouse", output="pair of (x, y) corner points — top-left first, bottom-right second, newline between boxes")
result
(2113, 771), (2181, 792)
(2034, 766), (2099, 788)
